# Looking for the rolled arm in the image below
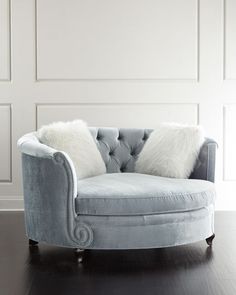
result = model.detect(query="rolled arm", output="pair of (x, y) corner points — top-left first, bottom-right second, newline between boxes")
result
(189, 138), (218, 183)
(17, 132), (77, 195)
(17, 133), (87, 247)
(18, 132), (58, 158)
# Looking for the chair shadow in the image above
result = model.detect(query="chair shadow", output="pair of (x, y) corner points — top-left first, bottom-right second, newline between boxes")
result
(27, 242), (214, 276)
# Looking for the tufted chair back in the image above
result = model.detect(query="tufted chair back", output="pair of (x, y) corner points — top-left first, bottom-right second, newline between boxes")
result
(89, 127), (152, 173)
(18, 127), (217, 181)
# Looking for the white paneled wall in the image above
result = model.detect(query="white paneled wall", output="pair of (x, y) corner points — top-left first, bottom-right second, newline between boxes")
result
(224, 0), (236, 79)
(0, 105), (11, 181)
(0, 0), (10, 80)
(0, 0), (236, 210)
(36, 0), (198, 80)
(36, 104), (198, 129)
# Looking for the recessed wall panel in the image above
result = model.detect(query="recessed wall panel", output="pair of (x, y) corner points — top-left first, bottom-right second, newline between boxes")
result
(0, 0), (10, 80)
(224, 105), (236, 180)
(36, 0), (198, 80)
(224, 0), (236, 79)
(37, 104), (198, 129)
(0, 105), (11, 181)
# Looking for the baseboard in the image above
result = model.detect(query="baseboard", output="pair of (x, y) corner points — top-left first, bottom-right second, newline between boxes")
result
(0, 199), (24, 210)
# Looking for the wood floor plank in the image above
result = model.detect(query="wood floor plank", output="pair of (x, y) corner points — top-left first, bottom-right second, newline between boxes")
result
(0, 211), (236, 295)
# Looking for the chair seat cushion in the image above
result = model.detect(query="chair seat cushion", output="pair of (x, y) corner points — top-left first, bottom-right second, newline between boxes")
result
(75, 173), (216, 216)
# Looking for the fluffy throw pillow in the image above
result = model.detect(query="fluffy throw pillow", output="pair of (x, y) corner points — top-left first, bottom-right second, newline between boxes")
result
(135, 123), (204, 178)
(37, 120), (106, 179)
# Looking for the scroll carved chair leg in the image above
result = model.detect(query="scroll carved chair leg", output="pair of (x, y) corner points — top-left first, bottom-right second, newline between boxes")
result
(29, 239), (38, 246)
(206, 234), (215, 246)
(74, 248), (85, 263)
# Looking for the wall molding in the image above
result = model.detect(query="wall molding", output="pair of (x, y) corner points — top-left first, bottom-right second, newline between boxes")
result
(0, 0), (11, 81)
(223, 0), (226, 80)
(36, 102), (200, 129)
(222, 104), (236, 181)
(35, 0), (200, 82)
(223, 105), (227, 180)
(223, 0), (236, 81)
(0, 103), (12, 182)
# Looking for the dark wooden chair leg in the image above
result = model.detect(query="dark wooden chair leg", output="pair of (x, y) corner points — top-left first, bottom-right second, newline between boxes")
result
(74, 248), (85, 263)
(206, 234), (215, 246)
(29, 239), (38, 246)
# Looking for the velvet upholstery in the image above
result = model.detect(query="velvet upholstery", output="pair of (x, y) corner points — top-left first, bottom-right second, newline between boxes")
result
(89, 128), (217, 182)
(76, 173), (215, 216)
(18, 128), (217, 249)
(78, 205), (214, 249)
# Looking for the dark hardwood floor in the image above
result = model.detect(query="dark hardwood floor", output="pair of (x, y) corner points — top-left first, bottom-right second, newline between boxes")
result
(1, 212), (236, 295)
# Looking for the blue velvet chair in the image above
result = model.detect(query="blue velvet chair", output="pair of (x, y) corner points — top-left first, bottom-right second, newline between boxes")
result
(18, 128), (217, 262)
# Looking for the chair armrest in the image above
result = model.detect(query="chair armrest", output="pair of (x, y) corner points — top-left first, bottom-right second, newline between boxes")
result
(17, 132), (81, 247)
(17, 132), (58, 158)
(189, 138), (218, 183)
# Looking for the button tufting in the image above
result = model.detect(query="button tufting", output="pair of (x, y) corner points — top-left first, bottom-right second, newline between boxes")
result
(92, 128), (152, 173)
(142, 134), (148, 141)
(120, 166), (126, 172)
(130, 150), (136, 156)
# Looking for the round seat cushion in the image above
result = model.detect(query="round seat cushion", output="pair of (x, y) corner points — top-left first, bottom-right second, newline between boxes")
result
(75, 173), (216, 216)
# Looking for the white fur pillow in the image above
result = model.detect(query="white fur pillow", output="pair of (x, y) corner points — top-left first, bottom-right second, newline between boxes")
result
(37, 120), (106, 179)
(135, 123), (204, 178)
